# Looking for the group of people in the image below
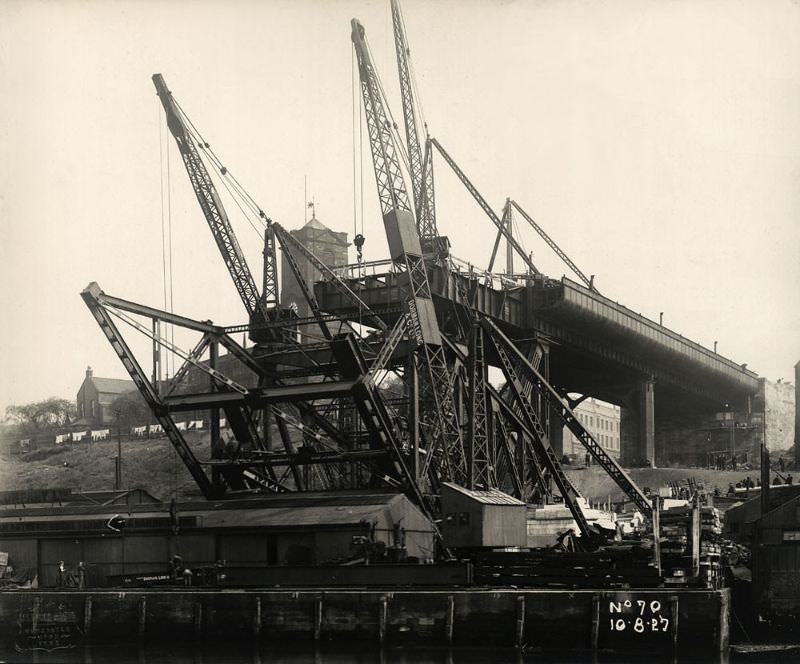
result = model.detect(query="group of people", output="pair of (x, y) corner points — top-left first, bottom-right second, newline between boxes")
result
(726, 476), (760, 495)
(710, 454), (749, 471)
(722, 472), (794, 495)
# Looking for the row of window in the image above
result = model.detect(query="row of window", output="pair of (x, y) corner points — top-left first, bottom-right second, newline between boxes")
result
(569, 432), (620, 453)
(575, 412), (619, 433)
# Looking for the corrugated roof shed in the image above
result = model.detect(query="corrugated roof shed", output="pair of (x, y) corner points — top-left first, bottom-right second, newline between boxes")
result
(441, 482), (525, 506)
(0, 491), (418, 527)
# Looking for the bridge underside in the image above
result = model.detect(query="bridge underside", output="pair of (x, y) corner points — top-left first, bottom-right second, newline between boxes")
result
(313, 265), (761, 467)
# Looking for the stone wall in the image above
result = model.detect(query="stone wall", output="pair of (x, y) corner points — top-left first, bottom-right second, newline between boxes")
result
(764, 378), (795, 452)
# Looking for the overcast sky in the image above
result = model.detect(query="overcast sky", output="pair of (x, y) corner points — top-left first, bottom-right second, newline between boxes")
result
(1, 0), (799, 414)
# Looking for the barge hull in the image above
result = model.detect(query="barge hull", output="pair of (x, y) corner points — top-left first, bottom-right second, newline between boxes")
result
(0, 587), (729, 655)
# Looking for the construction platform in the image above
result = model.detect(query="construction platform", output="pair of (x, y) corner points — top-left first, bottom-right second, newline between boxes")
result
(0, 587), (729, 656)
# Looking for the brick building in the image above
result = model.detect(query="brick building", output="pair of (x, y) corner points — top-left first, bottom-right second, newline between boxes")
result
(76, 366), (137, 425)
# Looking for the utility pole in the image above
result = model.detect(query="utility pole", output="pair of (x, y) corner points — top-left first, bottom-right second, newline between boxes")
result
(115, 411), (122, 491)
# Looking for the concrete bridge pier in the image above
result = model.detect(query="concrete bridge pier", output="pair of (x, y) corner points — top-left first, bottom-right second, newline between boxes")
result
(620, 379), (656, 467)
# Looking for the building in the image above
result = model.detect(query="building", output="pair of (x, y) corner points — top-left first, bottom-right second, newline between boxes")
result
(440, 483), (527, 548)
(280, 214), (349, 321)
(76, 366), (137, 425)
(563, 397), (621, 459)
(0, 491), (435, 587)
(724, 485), (800, 621)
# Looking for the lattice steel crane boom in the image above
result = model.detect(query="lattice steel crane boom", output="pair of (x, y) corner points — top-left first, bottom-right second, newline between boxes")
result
(390, 0), (438, 242)
(430, 138), (541, 275)
(510, 199), (596, 291)
(152, 74), (271, 324)
(351, 18), (467, 485)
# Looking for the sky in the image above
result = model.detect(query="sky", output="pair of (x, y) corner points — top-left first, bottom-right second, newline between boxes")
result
(1, 0), (799, 414)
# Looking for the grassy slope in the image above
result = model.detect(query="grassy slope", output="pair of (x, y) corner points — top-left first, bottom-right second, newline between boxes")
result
(0, 433), (211, 501)
(0, 437), (788, 503)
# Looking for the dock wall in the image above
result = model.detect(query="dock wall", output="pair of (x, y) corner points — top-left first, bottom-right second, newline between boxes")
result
(0, 588), (729, 655)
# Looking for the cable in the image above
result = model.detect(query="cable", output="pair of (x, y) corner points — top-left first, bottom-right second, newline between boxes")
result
(360, 86), (365, 239)
(159, 106), (169, 333)
(172, 97), (268, 236)
(167, 131), (175, 378)
(352, 48), (358, 239)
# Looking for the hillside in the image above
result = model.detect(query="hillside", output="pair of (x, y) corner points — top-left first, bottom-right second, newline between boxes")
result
(0, 434), (211, 501)
(0, 436), (791, 503)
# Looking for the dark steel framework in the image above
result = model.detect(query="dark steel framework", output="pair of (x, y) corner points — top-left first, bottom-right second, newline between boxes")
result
(82, 10), (659, 552)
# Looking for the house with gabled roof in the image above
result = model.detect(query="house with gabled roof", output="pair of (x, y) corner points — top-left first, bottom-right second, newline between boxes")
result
(76, 366), (138, 425)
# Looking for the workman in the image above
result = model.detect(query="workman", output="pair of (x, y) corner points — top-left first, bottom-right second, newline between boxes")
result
(56, 560), (66, 587)
(170, 554), (184, 581)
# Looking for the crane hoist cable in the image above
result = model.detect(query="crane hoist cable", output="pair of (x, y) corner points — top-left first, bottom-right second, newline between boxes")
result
(158, 104), (170, 359)
(158, 101), (177, 377)
(171, 96), (268, 240)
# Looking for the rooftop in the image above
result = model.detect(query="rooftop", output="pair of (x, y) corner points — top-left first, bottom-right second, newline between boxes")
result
(441, 482), (526, 506)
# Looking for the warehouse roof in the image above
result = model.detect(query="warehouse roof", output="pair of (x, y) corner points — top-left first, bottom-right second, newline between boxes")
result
(0, 490), (431, 533)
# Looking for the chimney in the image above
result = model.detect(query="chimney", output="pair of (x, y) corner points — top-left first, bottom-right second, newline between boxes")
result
(86, 365), (93, 378)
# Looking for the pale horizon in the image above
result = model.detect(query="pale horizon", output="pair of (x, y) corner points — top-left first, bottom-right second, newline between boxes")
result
(2, 0), (799, 414)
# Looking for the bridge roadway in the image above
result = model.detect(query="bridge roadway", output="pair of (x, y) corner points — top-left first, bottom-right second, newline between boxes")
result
(308, 264), (761, 466)
(313, 266), (758, 400)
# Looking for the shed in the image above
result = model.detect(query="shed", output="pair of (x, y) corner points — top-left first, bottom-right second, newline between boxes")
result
(751, 494), (800, 619)
(440, 483), (526, 549)
(0, 491), (435, 587)
(724, 485), (800, 544)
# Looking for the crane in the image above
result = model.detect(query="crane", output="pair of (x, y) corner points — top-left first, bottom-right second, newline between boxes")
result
(152, 74), (275, 330)
(351, 18), (467, 486)
(390, 0), (439, 245)
(429, 137), (541, 275)
(509, 199), (596, 291)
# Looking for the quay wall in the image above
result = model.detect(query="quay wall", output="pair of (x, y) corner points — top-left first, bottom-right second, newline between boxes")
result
(0, 588), (729, 655)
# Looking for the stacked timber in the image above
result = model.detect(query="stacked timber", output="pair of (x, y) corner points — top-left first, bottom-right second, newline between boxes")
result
(470, 546), (662, 589)
(698, 506), (724, 589)
(658, 504), (724, 589)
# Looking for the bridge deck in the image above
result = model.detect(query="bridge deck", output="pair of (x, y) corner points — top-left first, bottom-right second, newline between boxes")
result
(315, 266), (759, 401)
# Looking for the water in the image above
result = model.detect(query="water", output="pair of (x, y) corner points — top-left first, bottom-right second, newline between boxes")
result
(0, 644), (740, 664)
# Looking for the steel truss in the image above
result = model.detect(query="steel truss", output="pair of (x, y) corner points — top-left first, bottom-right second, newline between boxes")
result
(81, 282), (417, 501)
